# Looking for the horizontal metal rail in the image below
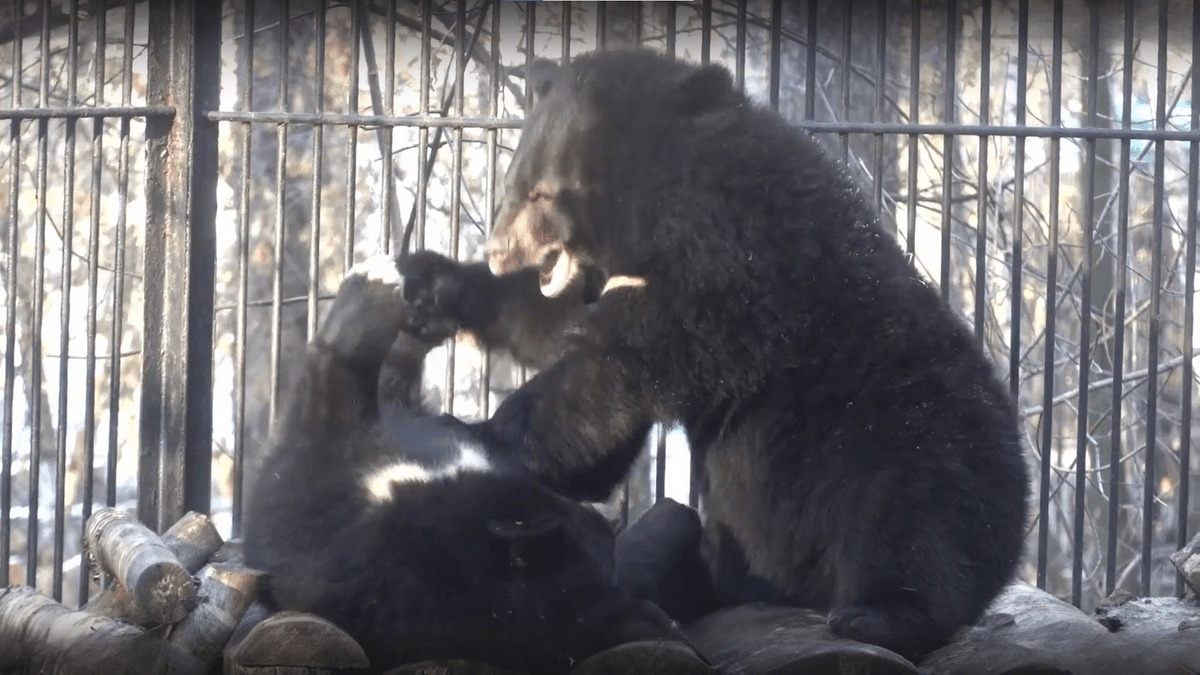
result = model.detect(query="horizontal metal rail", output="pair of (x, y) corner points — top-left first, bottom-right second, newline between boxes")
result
(799, 120), (1200, 141)
(0, 105), (176, 120)
(206, 110), (523, 129)
(205, 109), (1200, 143)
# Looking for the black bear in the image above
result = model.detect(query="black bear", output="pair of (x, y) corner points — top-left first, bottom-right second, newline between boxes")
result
(401, 49), (1031, 661)
(241, 253), (705, 674)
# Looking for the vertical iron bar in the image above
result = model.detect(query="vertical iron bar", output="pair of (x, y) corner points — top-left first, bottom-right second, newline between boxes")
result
(562, 1), (571, 61)
(53, 0), (82, 602)
(141, 0), (220, 530)
(839, 1), (853, 160)
(232, 0), (255, 538)
(1178, 0), (1199, 598)
(658, 4), (678, 505)
(481, 0), (502, 419)
(1142, 0), (1169, 597)
(444, 0), (467, 416)
(596, 2), (605, 50)
(28, 0), (51, 589)
(872, 0), (886, 215)
(905, 1), (919, 254)
(627, 0), (646, 523)
(632, 2), (642, 45)
(627, 0), (646, 524)
(79, 1), (108, 605)
(307, 0), (326, 339)
(768, 0), (781, 111)
(1009, 0), (1028, 405)
(383, 0), (395, 250)
(358, 5), (396, 254)
(191, 0), (221, 525)
(344, 0), (360, 269)
(267, 0), (289, 427)
(2, 0), (23, 591)
(1073, 0), (1100, 609)
(109, 0), (136, 514)
(665, 1), (676, 57)
(518, 1), (535, 391)
(1106, 0), (1134, 597)
(974, 0), (990, 343)
(735, 0), (746, 91)
(655, 425), (667, 505)
(415, 0), (430, 253)
(356, 6), (390, 249)
(939, 0), (957, 300)
(691, 0), (714, 512)
(803, 0), (816, 119)
(1036, 0), (1064, 591)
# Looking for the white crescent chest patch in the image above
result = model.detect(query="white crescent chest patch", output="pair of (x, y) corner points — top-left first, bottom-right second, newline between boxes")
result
(363, 441), (493, 504)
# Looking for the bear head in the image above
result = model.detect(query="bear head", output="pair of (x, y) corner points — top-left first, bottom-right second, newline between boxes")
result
(485, 50), (739, 298)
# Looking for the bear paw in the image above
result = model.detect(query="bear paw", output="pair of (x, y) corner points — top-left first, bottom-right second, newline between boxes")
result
(315, 253), (418, 362)
(397, 250), (470, 342)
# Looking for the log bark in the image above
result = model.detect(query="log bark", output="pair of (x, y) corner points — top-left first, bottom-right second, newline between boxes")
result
(0, 585), (206, 675)
(83, 507), (199, 625)
(169, 563), (264, 665)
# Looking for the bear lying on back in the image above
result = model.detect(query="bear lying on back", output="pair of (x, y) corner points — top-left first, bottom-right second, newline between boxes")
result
(402, 49), (1030, 661)
(241, 254), (701, 674)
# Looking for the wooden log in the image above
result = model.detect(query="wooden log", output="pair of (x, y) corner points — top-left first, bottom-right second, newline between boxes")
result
(162, 511), (226, 574)
(224, 599), (273, 655)
(568, 641), (716, 675)
(0, 585), (206, 675)
(86, 511), (225, 627)
(81, 579), (148, 626)
(223, 611), (369, 673)
(210, 537), (245, 566)
(169, 563), (264, 666)
(83, 507), (199, 625)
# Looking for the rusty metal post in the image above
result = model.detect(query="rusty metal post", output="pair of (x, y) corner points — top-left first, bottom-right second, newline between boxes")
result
(140, 0), (220, 532)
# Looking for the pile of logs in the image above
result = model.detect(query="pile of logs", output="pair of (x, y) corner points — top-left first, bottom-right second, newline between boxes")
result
(0, 508), (371, 675)
(4, 506), (1200, 675)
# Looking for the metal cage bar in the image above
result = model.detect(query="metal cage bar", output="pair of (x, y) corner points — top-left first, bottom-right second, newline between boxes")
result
(1142, 0), (1170, 598)
(1179, 0), (1200, 599)
(1035, 0), (1065, 591)
(1106, 0), (1136, 599)
(139, 0), (219, 532)
(1072, 0), (1101, 608)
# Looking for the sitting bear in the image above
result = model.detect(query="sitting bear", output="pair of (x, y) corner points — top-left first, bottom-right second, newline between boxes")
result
(400, 49), (1031, 661)
(241, 254), (704, 674)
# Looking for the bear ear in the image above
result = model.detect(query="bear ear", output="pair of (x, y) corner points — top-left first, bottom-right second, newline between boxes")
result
(525, 58), (562, 103)
(673, 63), (735, 116)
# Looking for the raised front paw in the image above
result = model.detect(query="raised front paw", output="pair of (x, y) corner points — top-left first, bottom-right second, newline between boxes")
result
(315, 253), (412, 362)
(396, 250), (471, 343)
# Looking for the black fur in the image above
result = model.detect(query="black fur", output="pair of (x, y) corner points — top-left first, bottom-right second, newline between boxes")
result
(402, 49), (1030, 662)
(241, 254), (695, 674)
